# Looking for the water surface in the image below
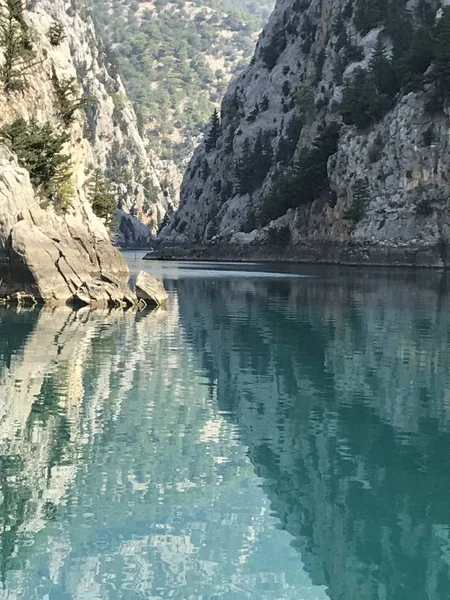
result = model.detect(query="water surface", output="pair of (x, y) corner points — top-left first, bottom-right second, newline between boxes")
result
(0, 260), (450, 599)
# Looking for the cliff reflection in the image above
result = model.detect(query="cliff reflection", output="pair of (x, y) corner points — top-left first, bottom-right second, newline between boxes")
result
(0, 303), (321, 599)
(175, 269), (450, 600)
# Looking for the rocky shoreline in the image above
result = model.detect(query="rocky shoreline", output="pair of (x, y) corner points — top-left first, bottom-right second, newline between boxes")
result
(147, 240), (450, 269)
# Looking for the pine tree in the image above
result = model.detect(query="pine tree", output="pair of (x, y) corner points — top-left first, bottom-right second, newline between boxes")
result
(0, 0), (37, 92)
(344, 178), (370, 222)
(86, 169), (117, 228)
(340, 68), (378, 128)
(0, 117), (73, 209)
(260, 94), (270, 112)
(369, 35), (397, 98)
(432, 7), (450, 96)
(234, 138), (253, 194)
(353, 0), (385, 33)
(52, 70), (89, 126)
(205, 108), (221, 152)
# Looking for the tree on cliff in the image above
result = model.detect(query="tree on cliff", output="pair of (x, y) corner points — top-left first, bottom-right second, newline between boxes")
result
(369, 35), (397, 98)
(86, 169), (117, 229)
(205, 109), (221, 152)
(432, 7), (450, 96)
(0, 0), (37, 92)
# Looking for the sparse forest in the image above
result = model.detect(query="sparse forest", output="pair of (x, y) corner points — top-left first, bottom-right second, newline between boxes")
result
(87, 0), (274, 166)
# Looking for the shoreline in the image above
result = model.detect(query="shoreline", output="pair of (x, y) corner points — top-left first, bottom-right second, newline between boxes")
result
(144, 241), (450, 270)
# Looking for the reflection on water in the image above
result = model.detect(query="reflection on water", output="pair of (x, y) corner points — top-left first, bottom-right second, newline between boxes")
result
(0, 265), (450, 599)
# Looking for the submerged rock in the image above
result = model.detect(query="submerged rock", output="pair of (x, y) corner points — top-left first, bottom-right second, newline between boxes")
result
(135, 271), (168, 309)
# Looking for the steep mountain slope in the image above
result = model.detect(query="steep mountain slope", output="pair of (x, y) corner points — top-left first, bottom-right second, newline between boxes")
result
(89, 0), (274, 166)
(44, 0), (180, 241)
(160, 0), (450, 267)
(0, 0), (172, 301)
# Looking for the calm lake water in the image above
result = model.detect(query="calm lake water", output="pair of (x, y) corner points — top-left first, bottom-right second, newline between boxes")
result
(1, 256), (450, 599)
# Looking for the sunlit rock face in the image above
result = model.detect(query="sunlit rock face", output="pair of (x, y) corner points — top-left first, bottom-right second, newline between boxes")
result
(175, 270), (450, 599)
(35, 0), (180, 235)
(160, 0), (450, 266)
(0, 0), (180, 299)
(0, 0), (179, 299)
(0, 147), (130, 304)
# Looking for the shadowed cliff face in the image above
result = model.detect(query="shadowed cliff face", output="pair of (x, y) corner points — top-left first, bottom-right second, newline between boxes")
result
(175, 269), (450, 600)
(160, 0), (450, 265)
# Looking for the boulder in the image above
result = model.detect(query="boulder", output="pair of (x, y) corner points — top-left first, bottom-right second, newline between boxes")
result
(135, 271), (168, 309)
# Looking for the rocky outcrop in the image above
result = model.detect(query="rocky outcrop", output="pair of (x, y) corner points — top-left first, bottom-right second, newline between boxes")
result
(116, 210), (154, 249)
(159, 0), (450, 266)
(0, 0), (176, 301)
(0, 148), (132, 306)
(135, 271), (168, 309)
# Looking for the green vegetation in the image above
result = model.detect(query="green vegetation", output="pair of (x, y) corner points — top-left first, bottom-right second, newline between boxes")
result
(0, 0), (38, 92)
(52, 70), (92, 126)
(87, 0), (274, 165)
(48, 21), (65, 46)
(258, 123), (340, 226)
(235, 130), (273, 195)
(0, 118), (74, 212)
(85, 168), (118, 228)
(344, 178), (370, 223)
(339, 1), (450, 126)
(205, 108), (221, 152)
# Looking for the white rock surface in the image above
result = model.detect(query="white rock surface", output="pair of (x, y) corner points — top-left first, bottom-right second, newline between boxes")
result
(0, 0), (176, 302)
(0, 148), (129, 305)
(31, 0), (180, 237)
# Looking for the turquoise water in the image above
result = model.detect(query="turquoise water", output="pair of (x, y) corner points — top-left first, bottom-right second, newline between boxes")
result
(1, 259), (450, 599)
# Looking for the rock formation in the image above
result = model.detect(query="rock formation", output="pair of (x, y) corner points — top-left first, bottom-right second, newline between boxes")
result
(0, 147), (131, 306)
(34, 0), (180, 238)
(135, 271), (168, 309)
(159, 0), (450, 267)
(0, 0), (172, 303)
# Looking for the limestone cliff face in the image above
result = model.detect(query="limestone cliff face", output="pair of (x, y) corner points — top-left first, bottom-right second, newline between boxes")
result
(0, 0), (175, 303)
(33, 0), (180, 240)
(160, 0), (450, 266)
(0, 147), (132, 304)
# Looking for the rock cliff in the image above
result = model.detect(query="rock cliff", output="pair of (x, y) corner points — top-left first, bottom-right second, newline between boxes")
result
(159, 0), (450, 267)
(35, 0), (180, 238)
(0, 0), (172, 303)
(0, 147), (131, 305)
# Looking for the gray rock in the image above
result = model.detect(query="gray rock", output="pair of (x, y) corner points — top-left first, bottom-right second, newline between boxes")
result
(116, 210), (153, 249)
(159, 0), (450, 266)
(28, 0), (180, 235)
(135, 271), (168, 309)
(0, 0), (177, 303)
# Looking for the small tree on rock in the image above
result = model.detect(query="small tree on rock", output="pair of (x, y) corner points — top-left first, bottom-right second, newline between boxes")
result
(86, 169), (117, 229)
(205, 108), (221, 152)
(0, 0), (38, 92)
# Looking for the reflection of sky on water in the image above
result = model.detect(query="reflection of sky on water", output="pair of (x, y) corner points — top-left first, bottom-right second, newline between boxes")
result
(122, 253), (312, 280)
